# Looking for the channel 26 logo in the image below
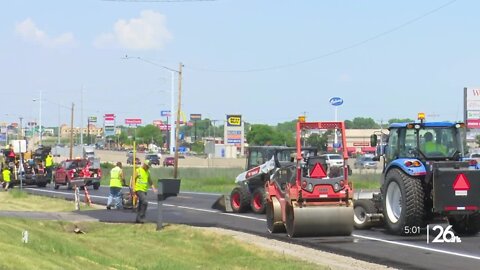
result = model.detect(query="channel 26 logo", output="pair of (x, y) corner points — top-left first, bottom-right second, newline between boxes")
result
(427, 225), (461, 244)
(404, 225), (461, 243)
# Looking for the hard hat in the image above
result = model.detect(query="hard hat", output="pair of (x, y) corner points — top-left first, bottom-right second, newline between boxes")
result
(144, 160), (151, 166)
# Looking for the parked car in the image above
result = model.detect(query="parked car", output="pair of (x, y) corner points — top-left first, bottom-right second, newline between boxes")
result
(53, 158), (101, 190)
(319, 153), (344, 167)
(145, 154), (160, 166)
(163, 157), (175, 167)
(127, 157), (141, 165)
(353, 156), (378, 169)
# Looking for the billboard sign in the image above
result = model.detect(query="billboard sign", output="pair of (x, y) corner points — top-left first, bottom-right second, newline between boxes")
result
(125, 118), (142, 125)
(161, 110), (171, 117)
(104, 113), (116, 136)
(226, 115), (242, 126)
(329, 97), (344, 106)
(190, 114), (202, 121)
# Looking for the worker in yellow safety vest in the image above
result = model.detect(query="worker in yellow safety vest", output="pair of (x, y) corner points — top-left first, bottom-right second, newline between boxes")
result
(423, 132), (447, 155)
(107, 162), (125, 210)
(45, 152), (54, 183)
(134, 160), (157, 223)
(2, 167), (11, 191)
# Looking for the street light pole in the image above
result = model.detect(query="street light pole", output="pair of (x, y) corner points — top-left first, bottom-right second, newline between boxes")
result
(19, 117), (23, 139)
(124, 55), (183, 178)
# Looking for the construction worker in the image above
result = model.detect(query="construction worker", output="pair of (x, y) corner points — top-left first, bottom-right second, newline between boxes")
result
(134, 160), (157, 223)
(2, 167), (11, 191)
(6, 144), (15, 164)
(423, 132), (447, 155)
(45, 152), (54, 183)
(107, 162), (125, 210)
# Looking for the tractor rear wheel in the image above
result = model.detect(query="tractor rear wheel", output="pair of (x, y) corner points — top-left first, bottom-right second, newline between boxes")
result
(230, 187), (250, 213)
(449, 214), (480, 236)
(354, 199), (377, 230)
(250, 187), (266, 214)
(382, 168), (425, 235)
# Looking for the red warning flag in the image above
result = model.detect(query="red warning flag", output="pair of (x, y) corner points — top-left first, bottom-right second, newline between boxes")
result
(310, 163), (327, 178)
(453, 173), (470, 191)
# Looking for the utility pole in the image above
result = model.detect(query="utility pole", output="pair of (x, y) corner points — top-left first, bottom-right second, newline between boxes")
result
(69, 103), (75, 159)
(174, 63), (183, 179)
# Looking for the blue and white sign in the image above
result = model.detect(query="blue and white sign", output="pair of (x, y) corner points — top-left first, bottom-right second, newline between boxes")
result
(161, 110), (171, 117)
(329, 97), (344, 106)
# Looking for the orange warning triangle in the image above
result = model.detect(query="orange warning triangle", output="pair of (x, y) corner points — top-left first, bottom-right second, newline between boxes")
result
(310, 163), (327, 178)
(453, 173), (470, 191)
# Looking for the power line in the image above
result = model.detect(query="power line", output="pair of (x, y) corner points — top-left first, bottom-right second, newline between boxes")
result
(185, 0), (458, 73)
(102, 0), (216, 2)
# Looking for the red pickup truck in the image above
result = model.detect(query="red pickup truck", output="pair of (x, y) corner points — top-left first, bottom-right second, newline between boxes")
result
(53, 158), (101, 190)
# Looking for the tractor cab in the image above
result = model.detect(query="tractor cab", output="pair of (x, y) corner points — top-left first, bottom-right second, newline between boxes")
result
(371, 114), (467, 171)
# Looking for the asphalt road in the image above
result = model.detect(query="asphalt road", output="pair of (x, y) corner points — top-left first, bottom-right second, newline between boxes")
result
(24, 185), (480, 270)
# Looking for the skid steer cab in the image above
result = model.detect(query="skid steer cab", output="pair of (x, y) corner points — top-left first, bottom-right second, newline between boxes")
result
(227, 146), (317, 214)
(354, 113), (480, 236)
(265, 118), (354, 237)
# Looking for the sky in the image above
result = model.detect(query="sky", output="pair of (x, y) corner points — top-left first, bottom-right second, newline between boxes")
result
(0, 0), (478, 128)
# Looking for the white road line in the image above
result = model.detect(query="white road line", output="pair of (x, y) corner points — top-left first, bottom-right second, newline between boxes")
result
(353, 233), (480, 261)
(26, 188), (480, 261)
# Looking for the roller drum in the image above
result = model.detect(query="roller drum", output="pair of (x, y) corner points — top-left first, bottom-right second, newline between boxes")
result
(286, 205), (353, 237)
(266, 196), (286, 233)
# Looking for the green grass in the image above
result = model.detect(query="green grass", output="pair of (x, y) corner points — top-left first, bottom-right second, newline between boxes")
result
(100, 167), (382, 193)
(0, 190), (92, 212)
(0, 219), (326, 270)
(101, 167), (243, 193)
(349, 173), (382, 189)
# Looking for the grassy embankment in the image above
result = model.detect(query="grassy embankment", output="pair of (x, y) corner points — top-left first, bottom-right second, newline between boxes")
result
(0, 189), (93, 212)
(100, 165), (381, 193)
(0, 191), (326, 270)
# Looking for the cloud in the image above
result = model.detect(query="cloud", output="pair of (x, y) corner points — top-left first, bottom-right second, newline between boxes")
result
(94, 10), (172, 50)
(15, 18), (75, 48)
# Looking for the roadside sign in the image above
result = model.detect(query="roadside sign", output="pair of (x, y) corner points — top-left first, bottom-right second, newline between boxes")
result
(88, 116), (97, 123)
(104, 114), (115, 121)
(329, 97), (344, 106)
(125, 118), (142, 125)
(190, 114), (202, 121)
(226, 115), (242, 126)
(161, 110), (171, 117)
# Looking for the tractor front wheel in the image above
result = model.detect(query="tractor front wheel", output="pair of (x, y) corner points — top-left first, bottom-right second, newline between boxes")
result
(382, 168), (425, 235)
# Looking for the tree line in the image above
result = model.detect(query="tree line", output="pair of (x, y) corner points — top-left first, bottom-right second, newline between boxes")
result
(107, 117), (414, 151)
